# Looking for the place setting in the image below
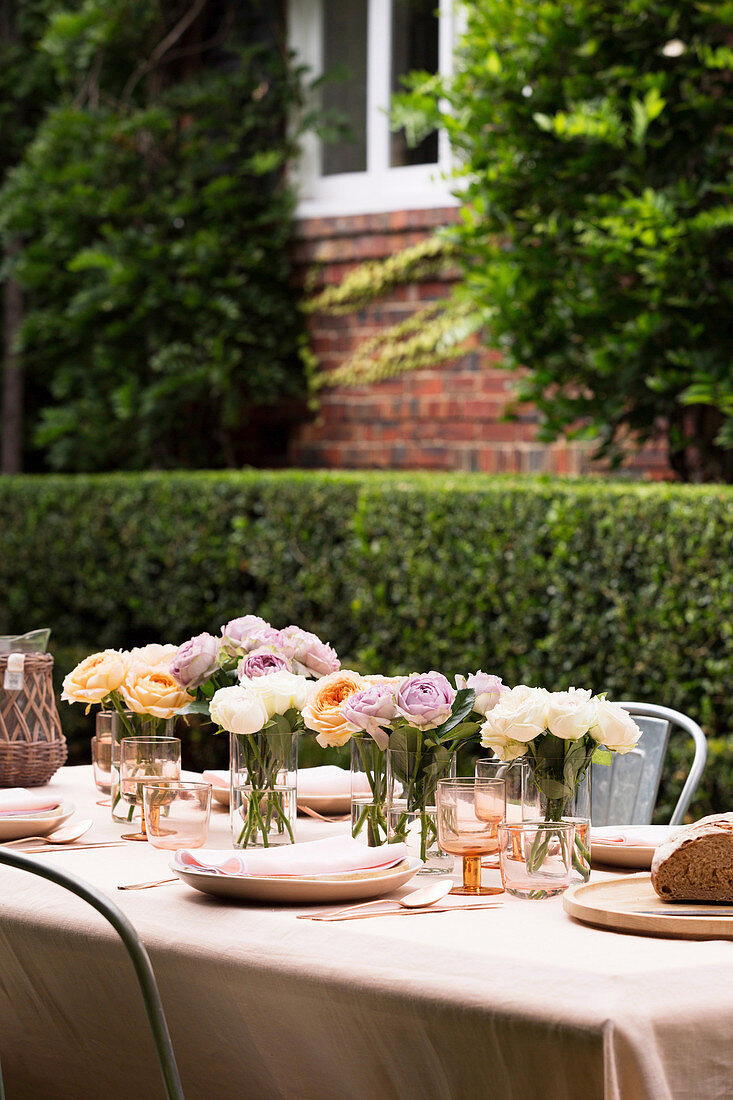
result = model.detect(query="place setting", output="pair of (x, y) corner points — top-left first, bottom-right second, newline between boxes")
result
(0, 787), (123, 853)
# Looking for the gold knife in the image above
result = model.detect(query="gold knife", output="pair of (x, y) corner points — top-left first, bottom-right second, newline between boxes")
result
(8, 842), (127, 854)
(301, 904), (504, 921)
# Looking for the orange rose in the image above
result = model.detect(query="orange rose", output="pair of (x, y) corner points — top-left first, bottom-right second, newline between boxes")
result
(121, 666), (191, 720)
(301, 670), (365, 748)
(61, 650), (126, 706)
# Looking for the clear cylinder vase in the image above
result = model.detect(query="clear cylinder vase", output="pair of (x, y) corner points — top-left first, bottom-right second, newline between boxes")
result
(108, 711), (175, 823)
(524, 756), (592, 883)
(350, 737), (388, 847)
(386, 744), (456, 874)
(230, 729), (297, 849)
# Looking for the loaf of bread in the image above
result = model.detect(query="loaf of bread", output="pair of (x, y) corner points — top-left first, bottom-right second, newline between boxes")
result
(651, 813), (733, 902)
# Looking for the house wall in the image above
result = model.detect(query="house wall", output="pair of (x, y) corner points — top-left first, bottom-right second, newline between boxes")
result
(288, 209), (672, 478)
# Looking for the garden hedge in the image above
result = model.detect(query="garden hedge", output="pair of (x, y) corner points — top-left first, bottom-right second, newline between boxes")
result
(0, 471), (730, 816)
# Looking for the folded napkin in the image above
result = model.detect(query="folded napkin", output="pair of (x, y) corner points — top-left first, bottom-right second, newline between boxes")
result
(201, 766), (371, 798)
(591, 827), (673, 848)
(202, 770), (229, 790)
(298, 765), (370, 798)
(174, 835), (409, 878)
(0, 788), (60, 816)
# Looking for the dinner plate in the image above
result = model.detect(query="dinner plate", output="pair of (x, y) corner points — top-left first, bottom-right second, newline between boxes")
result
(172, 856), (423, 904)
(0, 802), (75, 841)
(298, 792), (350, 815)
(591, 825), (679, 869)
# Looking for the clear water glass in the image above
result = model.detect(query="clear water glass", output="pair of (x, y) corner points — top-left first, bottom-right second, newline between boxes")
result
(498, 820), (576, 900)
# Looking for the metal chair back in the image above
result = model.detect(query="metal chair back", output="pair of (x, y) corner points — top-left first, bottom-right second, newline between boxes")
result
(591, 701), (707, 826)
(0, 848), (184, 1100)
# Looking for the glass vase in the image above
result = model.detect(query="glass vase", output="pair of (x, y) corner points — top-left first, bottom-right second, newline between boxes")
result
(230, 729), (297, 849)
(523, 744), (592, 882)
(386, 743), (456, 873)
(107, 711), (175, 824)
(350, 736), (388, 847)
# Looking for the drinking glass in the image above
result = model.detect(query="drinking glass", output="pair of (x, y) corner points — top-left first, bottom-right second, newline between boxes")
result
(119, 737), (181, 841)
(142, 781), (212, 850)
(436, 777), (506, 896)
(91, 734), (113, 795)
(498, 820), (575, 899)
(475, 758), (532, 868)
(475, 758), (531, 823)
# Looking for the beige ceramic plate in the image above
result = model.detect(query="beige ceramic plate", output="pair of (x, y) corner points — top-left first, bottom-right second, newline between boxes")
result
(564, 873), (733, 940)
(0, 802), (75, 841)
(172, 856), (422, 904)
(591, 826), (678, 869)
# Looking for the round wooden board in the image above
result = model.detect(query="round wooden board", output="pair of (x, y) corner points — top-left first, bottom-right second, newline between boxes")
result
(563, 873), (733, 939)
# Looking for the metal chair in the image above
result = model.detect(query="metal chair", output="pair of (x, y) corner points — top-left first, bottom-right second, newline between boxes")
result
(591, 701), (708, 827)
(0, 848), (184, 1100)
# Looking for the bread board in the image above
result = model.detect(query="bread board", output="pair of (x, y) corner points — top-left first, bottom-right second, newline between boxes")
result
(563, 873), (733, 940)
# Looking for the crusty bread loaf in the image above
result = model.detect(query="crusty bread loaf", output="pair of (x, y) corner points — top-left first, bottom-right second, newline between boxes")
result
(651, 813), (733, 902)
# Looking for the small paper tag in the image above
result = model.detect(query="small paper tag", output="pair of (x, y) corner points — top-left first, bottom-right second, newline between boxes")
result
(4, 652), (25, 692)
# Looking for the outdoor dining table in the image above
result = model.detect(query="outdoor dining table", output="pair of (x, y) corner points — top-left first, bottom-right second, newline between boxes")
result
(0, 766), (731, 1100)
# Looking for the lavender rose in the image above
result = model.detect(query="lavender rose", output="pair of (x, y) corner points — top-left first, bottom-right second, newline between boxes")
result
(220, 616), (278, 656)
(395, 672), (456, 729)
(279, 626), (340, 679)
(170, 633), (220, 690)
(455, 671), (506, 716)
(341, 681), (397, 750)
(238, 648), (292, 680)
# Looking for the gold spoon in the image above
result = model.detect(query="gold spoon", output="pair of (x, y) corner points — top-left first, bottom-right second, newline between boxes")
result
(0, 819), (94, 847)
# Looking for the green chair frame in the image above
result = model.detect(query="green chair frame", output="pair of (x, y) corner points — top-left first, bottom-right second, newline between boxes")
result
(0, 848), (184, 1100)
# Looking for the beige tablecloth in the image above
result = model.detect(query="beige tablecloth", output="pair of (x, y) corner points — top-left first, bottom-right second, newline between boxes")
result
(0, 767), (731, 1100)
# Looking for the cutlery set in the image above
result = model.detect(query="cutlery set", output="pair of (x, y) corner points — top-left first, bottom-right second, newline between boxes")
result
(0, 818), (125, 854)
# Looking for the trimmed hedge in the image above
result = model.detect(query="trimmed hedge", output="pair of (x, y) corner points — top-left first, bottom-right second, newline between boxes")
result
(0, 471), (730, 815)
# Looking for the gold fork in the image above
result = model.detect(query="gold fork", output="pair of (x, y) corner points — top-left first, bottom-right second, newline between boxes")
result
(118, 877), (180, 891)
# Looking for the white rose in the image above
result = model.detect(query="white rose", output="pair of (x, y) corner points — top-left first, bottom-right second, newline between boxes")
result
(479, 724), (529, 762)
(545, 687), (595, 741)
(482, 685), (549, 744)
(209, 686), (269, 736)
(240, 671), (311, 718)
(591, 699), (642, 753)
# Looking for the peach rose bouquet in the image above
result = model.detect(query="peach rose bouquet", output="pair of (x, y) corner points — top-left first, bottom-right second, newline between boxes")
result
(63, 643), (192, 821)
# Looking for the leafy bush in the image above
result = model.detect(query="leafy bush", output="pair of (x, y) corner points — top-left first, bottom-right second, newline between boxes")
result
(395, 0), (733, 481)
(0, 1), (306, 471)
(0, 471), (730, 811)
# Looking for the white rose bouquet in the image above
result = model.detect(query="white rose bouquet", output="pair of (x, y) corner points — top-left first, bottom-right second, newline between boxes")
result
(210, 671), (311, 848)
(481, 686), (642, 879)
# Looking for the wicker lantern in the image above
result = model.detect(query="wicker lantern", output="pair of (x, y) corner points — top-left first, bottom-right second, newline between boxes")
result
(0, 653), (67, 786)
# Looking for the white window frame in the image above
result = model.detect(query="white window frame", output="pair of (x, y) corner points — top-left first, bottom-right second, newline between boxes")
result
(288, 0), (459, 218)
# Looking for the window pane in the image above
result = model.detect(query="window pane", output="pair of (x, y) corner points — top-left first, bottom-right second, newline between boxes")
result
(322, 0), (368, 175)
(391, 0), (439, 167)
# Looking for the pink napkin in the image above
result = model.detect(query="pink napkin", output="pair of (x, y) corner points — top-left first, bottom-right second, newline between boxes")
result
(201, 766), (371, 797)
(299, 766), (370, 797)
(591, 827), (673, 848)
(174, 836), (409, 878)
(0, 788), (60, 816)
(202, 770), (228, 789)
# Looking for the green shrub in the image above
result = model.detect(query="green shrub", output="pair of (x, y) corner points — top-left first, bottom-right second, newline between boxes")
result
(395, 0), (733, 480)
(0, 3), (306, 471)
(0, 471), (730, 812)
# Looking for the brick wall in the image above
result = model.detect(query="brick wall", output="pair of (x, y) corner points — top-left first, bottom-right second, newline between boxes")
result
(288, 208), (672, 478)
